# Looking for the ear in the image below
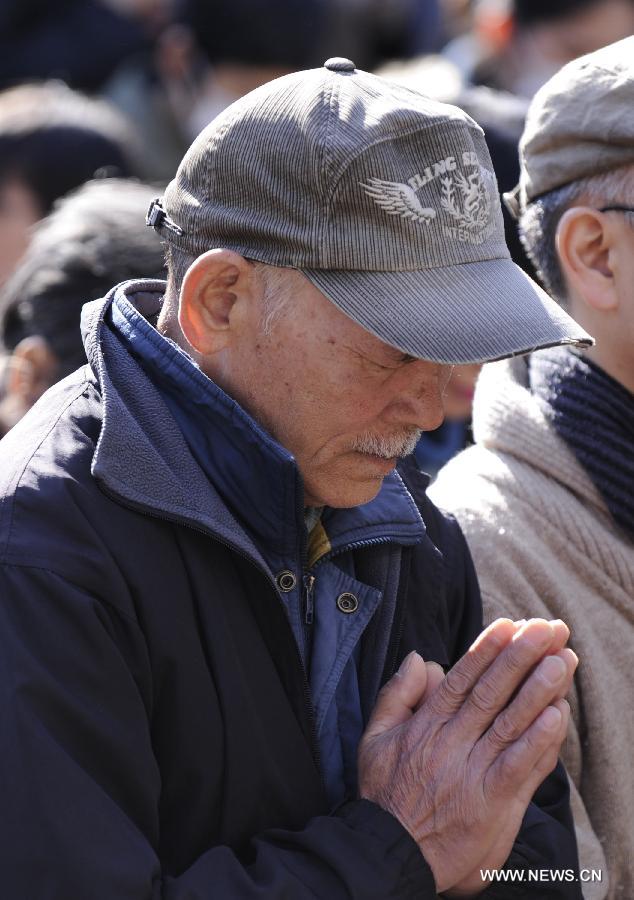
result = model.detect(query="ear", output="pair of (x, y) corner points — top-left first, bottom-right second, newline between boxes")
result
(5, 336), (58, 406)
(556, 207), (618, 313)
(178, 249), (255, 355)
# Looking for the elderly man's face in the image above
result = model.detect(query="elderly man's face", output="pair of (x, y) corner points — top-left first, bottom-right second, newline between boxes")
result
(217, 270), (451, 508)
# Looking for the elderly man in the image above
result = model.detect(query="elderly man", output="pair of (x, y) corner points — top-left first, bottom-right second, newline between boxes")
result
(0, 59), (589, 897)
(432, 37), (634, 899)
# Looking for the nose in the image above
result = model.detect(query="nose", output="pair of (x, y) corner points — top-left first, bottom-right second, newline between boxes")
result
(381, 362), (450, 431)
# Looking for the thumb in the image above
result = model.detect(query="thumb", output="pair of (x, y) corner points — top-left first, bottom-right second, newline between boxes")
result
(364, 652), (428, 740)
(415, 661), (446, 712)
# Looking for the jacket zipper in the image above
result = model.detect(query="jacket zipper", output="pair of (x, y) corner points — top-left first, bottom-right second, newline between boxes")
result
(303, 574), (315, 626)
(316, 534), (396, 567)
(295, 470), (316, 670)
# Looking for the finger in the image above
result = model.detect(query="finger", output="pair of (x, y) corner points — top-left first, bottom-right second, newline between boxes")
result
(476, 650), (577, 765)
(423, 618), (517, 720)
(512, 618), (568, 657)
(547, 619), (579, 699)
(506, 700), (571, 808)
(438, 619), (555, 737)
(414, 662), (446, 711)
(549, 647), (578, 701)
(547, 620), (570, 654)
(506, 626), (575, 703)
(485, 699), (570, 802)
(363, 652), (429, 740)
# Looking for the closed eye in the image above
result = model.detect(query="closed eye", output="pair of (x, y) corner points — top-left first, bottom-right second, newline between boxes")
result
(374, 353), (417, 371)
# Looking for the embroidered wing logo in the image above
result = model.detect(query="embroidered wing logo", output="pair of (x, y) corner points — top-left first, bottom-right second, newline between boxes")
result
(361, 178), (437, 225)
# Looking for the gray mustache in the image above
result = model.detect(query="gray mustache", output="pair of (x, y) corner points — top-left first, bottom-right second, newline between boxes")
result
(350, 429), (422, 459)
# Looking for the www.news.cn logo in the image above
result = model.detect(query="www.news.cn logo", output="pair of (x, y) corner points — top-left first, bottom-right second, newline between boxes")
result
(481, 868), (603, 884)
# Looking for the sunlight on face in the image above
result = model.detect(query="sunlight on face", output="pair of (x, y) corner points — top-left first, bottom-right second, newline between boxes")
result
(213, 270), (452, 508)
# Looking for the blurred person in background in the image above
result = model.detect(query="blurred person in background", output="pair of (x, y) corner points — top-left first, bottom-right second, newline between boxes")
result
(0, 81), (141, 289)
(451, 0), (634, 97)
(441, 0), (473, 39)
(0, 178), (166, 437)
(0, 0), (157, 93)
(323, 0), (444, 71)
(100, 0), (173, 33)
(432, 37), (634, 898)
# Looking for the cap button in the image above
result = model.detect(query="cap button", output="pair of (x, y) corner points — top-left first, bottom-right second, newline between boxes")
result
(324, 57), (355, 73)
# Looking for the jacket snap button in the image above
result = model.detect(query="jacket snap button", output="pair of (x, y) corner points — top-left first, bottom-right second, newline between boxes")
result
(276, 570), (297, 592)
(336, 592), (359, 613)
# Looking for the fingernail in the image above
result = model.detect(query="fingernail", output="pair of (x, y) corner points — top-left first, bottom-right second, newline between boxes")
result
(515, 619), (527, 628)
(517, 620), (553, 648)
(542, 706), (562, 731)
(541, 655), (566, 685)
(397, 651), (418, 677)
(551, 618), (570, 636)
(426, 661), (445, 676)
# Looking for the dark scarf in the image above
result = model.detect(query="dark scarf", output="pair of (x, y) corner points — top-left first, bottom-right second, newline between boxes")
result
(529, 346), (634, 540)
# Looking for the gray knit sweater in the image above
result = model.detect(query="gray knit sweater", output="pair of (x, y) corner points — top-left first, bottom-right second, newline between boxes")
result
(431, 353), (634, 900)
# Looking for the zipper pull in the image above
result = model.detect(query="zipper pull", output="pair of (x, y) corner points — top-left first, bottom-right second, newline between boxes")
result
(303, 574), (315, 625)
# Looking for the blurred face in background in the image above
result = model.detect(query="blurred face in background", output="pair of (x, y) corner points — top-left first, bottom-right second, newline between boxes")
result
(475, 0), (634, 97)
(0, 336), (59, 438)
(0, 176), (41, 288)
(442, 364), (482, 421)
(545, 0), (634, 62)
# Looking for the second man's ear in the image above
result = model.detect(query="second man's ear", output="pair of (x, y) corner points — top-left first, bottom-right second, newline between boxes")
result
(178, 249), (254, 355)
(556, 208), (618, 313)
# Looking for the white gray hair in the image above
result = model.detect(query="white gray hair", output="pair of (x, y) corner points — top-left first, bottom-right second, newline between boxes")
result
(254, 262), (299, 335)
(519, 163), (634, 307)
(163, 245), (298, 335)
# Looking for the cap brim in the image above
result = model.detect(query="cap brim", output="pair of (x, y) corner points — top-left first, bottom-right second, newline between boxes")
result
(302, 258), (593, 365)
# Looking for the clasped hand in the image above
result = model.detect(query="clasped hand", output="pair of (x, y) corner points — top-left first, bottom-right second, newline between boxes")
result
(358, 618), (577, 896)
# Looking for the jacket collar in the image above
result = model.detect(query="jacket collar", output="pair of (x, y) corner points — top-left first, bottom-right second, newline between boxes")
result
(82, 280), (424, 572)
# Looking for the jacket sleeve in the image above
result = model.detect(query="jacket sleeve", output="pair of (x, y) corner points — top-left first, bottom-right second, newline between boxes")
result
(0, 563), (436, 900)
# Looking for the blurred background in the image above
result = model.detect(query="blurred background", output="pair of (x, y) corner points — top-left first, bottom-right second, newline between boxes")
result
(0, 0), (632, 456)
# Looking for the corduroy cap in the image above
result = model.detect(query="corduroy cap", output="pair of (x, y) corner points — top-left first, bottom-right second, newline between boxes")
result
(505, 36), (634, 218)
(147, 57), (592, 364)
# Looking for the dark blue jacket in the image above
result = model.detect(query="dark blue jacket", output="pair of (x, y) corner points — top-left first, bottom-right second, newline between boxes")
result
(0, 282), (581, 898)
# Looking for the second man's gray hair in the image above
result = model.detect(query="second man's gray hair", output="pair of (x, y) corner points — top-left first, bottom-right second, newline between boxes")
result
(519, 163), (634, 307)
